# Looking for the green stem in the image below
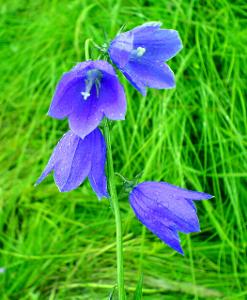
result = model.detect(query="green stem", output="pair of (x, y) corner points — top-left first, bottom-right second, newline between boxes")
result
(104, 120), (125, 300)
(84, 38), (92, 60)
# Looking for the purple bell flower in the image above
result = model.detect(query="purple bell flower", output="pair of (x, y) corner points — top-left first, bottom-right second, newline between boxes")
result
(48, 60), (126, 139)
(108, 22), (182, 95)
(129, 181), (213, 254)
(36, 128), (108, 199)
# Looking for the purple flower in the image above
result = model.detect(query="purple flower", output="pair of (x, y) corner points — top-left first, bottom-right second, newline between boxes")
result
(48, 60), (126, 139)
(129, 181), (212, 254)
(36, 128), (108, 199)
(108, 22), (182, 95)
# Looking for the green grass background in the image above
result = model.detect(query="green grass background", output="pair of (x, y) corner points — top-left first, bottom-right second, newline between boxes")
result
(0, 0), (246, 299)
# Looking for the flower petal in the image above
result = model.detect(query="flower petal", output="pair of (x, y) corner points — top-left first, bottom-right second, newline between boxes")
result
(48, 76), (83, 119)
(36, 131), (77, 185)
(68, 88), (104, 139)
(133, 182), (212, 232)
(129, 181), (212, 254)
(134, 29), (182, 62)
(88, 128), (108, 199)
(131, 22), (162, 36)
(132, 185), (199, 233)
(123, 60), (175, 95)
(129, 188), (184, 254)
(48, 61), (93, 119)
(99, 75), (126, 120)
(154, 182), (213, 201)
(151, 222), (184, 255)
(122, 69), (146, 95)
(91, 60), (121, 76)
(108, 31), (134, 69)
(36, 130), (92, 192)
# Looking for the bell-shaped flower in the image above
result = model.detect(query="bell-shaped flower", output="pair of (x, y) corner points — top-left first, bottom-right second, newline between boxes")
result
(129, 181), (212, 254)
(48, 60), (126, 139)
(108, 22), (182, 95)
(36, 128), (108, 199)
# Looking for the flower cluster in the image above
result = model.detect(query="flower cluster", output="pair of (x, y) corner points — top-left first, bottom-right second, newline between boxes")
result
(37, 22), (212, 254)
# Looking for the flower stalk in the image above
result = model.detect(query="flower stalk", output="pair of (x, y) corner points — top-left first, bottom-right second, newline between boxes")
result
(84, 40), (125, 298)
(84, 38), (92, 60)
(104, 119), (125, 300)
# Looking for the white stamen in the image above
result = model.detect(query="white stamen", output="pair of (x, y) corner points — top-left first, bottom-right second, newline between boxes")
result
(136, 47), (146, 57)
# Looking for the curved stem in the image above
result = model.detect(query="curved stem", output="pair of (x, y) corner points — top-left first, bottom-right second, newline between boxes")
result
(84, 38), (92, 60)
(104, 120), (125, 300)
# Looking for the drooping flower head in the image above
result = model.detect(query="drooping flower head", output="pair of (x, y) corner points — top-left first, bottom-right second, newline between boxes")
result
(36, 128), (108, 199)
(129, 181), (212, 254)
(108, 22), (182, 95)
(48, 60), (126, 139)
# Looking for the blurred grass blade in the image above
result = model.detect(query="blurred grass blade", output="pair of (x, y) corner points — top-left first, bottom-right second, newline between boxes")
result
(108, 285), (116, 300)
(133, 273), (143, 300)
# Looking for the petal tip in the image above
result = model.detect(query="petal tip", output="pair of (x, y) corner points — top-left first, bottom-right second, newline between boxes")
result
(35, 174), (46, 187)
(97, 192), (109, 201)
(119, 114), (126, 121)
(47, 108), (66, 120)
(199, 192), (214, 200)
(58, 185), (71, 193)
(171, 239), (184, 255)
(140, 88), (147, 96)
(167, 81), (176, 89)
(47, 109), (57, 119)
(178, 248), (185, 255)
(108, 113), (126, 121)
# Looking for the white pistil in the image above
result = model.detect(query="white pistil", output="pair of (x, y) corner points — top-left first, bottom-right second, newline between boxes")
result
(81, 69), (102, 101)
(81, 91), (90, 100)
